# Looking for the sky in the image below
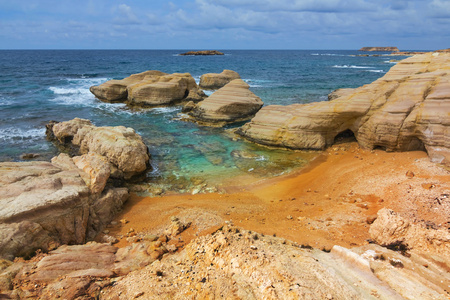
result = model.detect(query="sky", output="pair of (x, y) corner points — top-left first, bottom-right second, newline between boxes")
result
(0, 0), (449, 50)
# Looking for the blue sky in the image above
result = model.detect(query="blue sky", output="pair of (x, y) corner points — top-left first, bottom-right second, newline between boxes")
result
(0, 0), (449, 50)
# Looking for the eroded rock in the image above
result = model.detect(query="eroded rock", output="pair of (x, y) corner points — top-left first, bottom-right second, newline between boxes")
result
(199, 69), (241, 90)
(187, 79), (264, 126)
(237, 53), (450, 165)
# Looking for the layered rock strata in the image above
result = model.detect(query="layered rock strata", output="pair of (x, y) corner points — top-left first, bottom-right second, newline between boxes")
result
(46, 118), (150, 179)
(90, 71), (205, 106)
(186, 79), (264, 126)
(238, 52), (450, 165)
(199, 69), (241, 90)
(0, 158), (129, 260)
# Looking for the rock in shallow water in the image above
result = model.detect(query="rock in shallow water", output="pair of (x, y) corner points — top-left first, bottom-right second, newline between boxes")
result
(187, 79), (264, 126)
(237, 52), (450, 166)
(199, 69), (241, 90)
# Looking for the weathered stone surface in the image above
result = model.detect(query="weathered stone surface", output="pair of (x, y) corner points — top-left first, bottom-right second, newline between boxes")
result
(89, 70), (167, 102)
(179, 50), (224, 56)
(47, 118), (150, 179)
(90, 71), (206, 106)
(127, 73), (205, 106)
(187, 79), (264, 126)
(369, 208), (450, 256)
(0, 158), (129, 260)
(199, 69), (241, 90)
(328, 88), (355, 100)
(238, 53), (450, 165)
(0, 161), (90, 259)
(73, 153), (110, 194)
(100, 224), (449, 299)
(23, 243), (117, 283)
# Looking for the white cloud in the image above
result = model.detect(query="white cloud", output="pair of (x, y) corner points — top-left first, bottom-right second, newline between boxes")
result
(114, 4), (141, 25)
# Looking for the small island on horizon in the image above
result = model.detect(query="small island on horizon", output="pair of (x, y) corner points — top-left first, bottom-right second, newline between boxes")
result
(179, 50), (224, 56)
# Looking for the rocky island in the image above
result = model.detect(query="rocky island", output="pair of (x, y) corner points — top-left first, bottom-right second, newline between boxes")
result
(1, 53), (449, 299)
(359, 47), (400, 52)
(179, 50), (224, 56)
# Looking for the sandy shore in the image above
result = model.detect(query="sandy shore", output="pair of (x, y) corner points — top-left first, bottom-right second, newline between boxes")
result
(107, 141), (450, 251)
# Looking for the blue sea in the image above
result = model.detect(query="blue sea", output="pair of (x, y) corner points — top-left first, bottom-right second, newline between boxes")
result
(0, 50), (407, 191)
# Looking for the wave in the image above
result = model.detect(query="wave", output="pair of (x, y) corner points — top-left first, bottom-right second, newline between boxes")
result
(149, 106), (181, 114)
(0, 97), (14, 106)
(313, 53), (350, 57)
(243, 78), (274, 88)
(332, 65), (374, 69)
(366, 70), (385, 73)
(384, 60), (398, 64)
(48, 77), (108, 106)
(0, 127), (46, 142)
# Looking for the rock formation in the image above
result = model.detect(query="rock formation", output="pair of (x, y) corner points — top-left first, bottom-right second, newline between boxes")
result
(46, 118), (150, 179)
(359, 47), (400, 52)
(199, 69), (241, 90)
(186, 79), (264, 126)
(179, 50), (224, 56)
(90, 71), (206, 106)
(327, 88), (355, 101)
(0, 158), (129, 260)
(237, 52), (450, 166)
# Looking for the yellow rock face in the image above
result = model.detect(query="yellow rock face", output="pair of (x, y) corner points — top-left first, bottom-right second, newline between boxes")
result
(188, 79), (264, 126)
(238, 53), (450, 165)
(199, 70), (241, 90)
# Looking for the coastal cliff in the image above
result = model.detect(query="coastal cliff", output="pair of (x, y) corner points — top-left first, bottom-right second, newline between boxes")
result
(237, 52), (450, 166)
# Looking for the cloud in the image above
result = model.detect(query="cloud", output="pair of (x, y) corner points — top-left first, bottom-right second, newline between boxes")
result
(114, 4), (141, 25)
(429, 0), (450, 18)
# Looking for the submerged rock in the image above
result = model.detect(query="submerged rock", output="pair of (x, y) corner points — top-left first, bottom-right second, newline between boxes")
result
(90, 71), (206, 106)
(238, 52), (450, 165)
(187, 79), (264, 126)
(199, 69), (241, 90)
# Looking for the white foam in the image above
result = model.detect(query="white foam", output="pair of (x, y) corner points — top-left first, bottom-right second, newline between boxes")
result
(384, 60), (398, 64)
(0, 127), (46, 142)
(48, 77), (109, 107)
(332, 65), (374, 69)
(149, 106), (181, 114)
(204, 90), (215, 96)
(0, 97), (14, 106)
(243, 79), (273, 88)
(366, 70), (385, 73)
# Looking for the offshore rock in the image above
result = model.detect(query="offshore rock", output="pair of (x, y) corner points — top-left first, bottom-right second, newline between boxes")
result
(199, 69), (241, 90)
(359, 47), (400, 52)
(238, 52), (450, 165)
(187, 79), (264, 126)
(89, 70), (167, 102)
(179, 50), (224, 56)
(90, 71), (206, 106)
(47, 118), (150, 179)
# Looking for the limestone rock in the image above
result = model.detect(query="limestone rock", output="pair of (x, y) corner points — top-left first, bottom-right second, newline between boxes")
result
(90, 71), (206, 106)
(89, 70), (167, 102)
(73, 153), (110, 194)
(23, 243), (117, 283)
(237, 53), (450, 165)
(127, 73), (205, 106)
(328, 88), (355, 100)
(0, 161), (90, 259)
(47, 119), (150, 179)
(199, 69), (241, 90)
(369, 208), (450, 256)
(187, 79), (264, 126)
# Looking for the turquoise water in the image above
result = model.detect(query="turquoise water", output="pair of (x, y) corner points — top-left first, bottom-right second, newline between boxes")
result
(0, 50), (407, 191)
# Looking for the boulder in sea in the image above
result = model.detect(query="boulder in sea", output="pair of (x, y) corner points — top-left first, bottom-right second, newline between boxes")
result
(90, 71), (206, 106)
(359, 47), (400, 52)
(237, 52), (450, 166)
(46, 118), (150, 179)
(186, 79), (264, 126)
(199, 69), (241, 90)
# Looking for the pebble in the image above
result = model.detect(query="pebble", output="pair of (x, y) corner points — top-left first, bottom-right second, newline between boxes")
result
(120, 219), (129, 224)
(250, 245), (257, 250)
(287, 215), (293, 220)
(406, 170), (415, 178)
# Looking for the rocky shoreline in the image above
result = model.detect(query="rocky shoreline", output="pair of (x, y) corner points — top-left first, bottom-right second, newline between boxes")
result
(1, 52), (449, 299)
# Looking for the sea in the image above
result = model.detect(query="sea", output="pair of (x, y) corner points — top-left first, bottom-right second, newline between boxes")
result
(0, 50), (409, 192)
